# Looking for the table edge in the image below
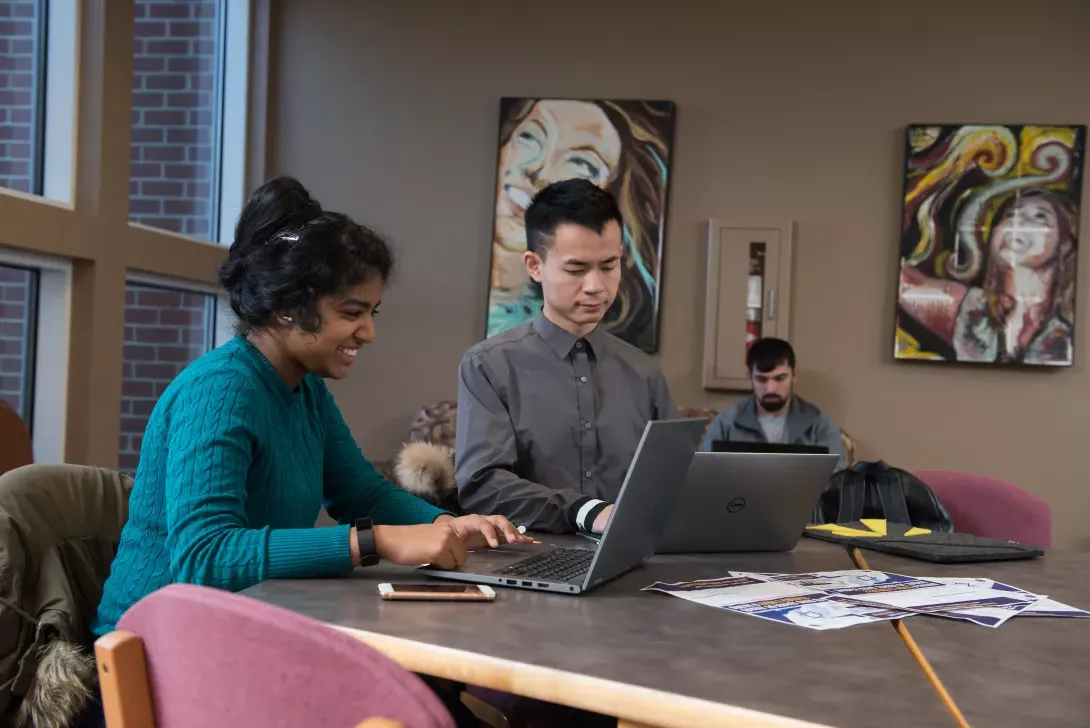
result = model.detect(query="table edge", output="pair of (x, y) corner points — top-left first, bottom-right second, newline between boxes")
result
(331, 625), (836, 728)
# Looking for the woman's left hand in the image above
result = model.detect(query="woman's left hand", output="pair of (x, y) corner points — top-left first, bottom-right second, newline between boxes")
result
(438, 514), (534, 550)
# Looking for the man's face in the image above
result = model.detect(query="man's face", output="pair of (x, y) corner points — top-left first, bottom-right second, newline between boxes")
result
(524, 221), (623, 333)
(750, 362), (796, 413)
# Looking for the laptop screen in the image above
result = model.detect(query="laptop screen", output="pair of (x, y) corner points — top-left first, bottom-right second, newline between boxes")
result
(711, 441), (829, 455)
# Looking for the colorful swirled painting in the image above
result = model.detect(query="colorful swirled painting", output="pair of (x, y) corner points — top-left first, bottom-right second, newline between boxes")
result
(486, 98), (676, 354)
(896, 124), (1087, 366)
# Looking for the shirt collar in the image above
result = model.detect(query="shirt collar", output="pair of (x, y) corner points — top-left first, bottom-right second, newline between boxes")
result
(531, 311), (605, 359)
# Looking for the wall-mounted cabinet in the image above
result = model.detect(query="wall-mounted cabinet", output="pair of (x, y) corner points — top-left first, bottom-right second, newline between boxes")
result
(702, 220), (794, 391)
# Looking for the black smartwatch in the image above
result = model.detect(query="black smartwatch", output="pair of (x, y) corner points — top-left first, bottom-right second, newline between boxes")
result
(354, 517), (381, 567)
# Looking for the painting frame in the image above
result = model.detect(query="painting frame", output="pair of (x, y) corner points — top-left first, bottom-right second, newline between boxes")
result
(893, 122), (1087, 368)
(484, 96), (678, 354)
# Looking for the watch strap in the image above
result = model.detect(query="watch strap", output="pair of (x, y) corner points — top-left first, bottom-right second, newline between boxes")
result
(354, 517), (380, 567)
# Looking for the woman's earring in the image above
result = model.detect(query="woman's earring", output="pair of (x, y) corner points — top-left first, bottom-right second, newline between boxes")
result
(280, 316), (293, 324)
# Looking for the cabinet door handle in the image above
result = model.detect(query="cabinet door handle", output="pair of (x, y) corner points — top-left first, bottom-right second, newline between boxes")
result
(767, 290), (777, 320)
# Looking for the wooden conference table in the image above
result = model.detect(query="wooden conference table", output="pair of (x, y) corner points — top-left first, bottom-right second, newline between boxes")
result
(243, 537), (958, 728)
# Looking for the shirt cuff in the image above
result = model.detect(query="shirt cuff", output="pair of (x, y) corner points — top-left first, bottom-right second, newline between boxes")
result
(567, 497), (609, 532)
(266, 525), (353, 580)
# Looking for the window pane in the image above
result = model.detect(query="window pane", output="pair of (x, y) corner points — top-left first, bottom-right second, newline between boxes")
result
(129, 0), (224, 240)
(120, 282), (215, 474)
(0, 263), (37, 424)
(0, 0), (46, 195)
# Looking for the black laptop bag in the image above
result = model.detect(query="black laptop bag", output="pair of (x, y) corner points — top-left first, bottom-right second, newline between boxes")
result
(810, 460), (955, 533)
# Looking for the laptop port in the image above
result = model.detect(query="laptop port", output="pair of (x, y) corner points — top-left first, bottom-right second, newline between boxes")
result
(506, 579), (517, 585)
(521, 581), (532, 587)
(537, 583), (548, 588)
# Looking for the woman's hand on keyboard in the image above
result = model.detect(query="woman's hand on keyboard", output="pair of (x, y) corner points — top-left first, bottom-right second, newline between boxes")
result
(373, 523), (468, 569)
(443, 514), (535, 551)
(372, 515), (532, 569)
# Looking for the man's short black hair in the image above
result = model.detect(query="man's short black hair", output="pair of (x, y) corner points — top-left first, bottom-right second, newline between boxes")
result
(746, 338), (796, 373)
(524, 178), (623, 257)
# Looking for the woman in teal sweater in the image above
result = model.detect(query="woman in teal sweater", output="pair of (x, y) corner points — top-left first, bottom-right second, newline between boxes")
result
(93, 177), (528, 636)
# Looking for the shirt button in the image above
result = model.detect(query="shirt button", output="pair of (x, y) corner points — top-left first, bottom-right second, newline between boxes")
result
(579, 376), (588, 383)
(575, 341), (583, 349)
(585, 470), (593, 478)
(584, 422), (592, 430)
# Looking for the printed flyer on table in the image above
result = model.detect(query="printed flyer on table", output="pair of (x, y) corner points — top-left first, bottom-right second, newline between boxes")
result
(643, 570), (1090, 630)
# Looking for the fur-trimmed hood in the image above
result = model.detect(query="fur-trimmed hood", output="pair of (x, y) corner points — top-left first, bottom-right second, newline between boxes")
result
(10, 641), (97, 728)
(394, 441), (456, 504)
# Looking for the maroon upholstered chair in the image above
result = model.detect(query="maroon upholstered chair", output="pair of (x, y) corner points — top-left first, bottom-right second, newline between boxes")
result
(0, 398), (33, 477)
(914, 470), (1052, 549)
(95, 583), (455, 728)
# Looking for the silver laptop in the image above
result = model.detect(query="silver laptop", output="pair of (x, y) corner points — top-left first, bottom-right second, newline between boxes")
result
(655, 452), (840, 553)
(415, 418), (707, 594)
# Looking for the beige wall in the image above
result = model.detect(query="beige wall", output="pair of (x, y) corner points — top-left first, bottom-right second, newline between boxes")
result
(270, 0), (1090, 549)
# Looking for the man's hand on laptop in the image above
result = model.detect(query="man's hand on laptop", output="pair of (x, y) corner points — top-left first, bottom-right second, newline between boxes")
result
(591, 505), (613, 534)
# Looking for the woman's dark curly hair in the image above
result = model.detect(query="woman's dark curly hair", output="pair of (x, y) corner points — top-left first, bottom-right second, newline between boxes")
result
(218, 176), (394, 335)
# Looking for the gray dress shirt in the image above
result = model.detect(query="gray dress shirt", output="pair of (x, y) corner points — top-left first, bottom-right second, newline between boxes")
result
(455, 312), (678, 533)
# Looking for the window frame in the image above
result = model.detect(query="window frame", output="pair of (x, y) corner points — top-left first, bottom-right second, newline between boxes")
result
(0, 246), (71, 463)
(41, 0), (77, 203)
(0, 260), (38, 427)
(217, 0), (253, 245)
(119, 273), (222, 474)
(25, 0), (50, 196)
(0, 0), (271, 468)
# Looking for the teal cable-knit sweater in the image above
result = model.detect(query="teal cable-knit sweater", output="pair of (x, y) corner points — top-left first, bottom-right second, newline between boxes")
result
(93, 336), (446, 634)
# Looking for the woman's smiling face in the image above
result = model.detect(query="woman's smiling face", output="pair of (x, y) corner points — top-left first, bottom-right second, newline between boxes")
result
(992, 195), (1063, 270)
(493, 100), (621, 261)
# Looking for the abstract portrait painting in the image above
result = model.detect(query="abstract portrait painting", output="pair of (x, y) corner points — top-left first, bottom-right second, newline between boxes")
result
(486, 98), (676, 353)
(895, 124), (1086, 366)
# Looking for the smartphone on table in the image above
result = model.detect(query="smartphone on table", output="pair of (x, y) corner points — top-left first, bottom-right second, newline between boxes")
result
(377, 583), (496, 601)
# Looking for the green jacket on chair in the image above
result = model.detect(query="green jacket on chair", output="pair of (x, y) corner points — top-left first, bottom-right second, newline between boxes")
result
(0, 464), (132, 728)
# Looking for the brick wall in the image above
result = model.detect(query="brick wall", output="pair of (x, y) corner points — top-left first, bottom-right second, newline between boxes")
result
(0, 0), (39, 194)
(0, 0), (223, 466)
(120, 0), (222, 473)
(0, 1), (41, 424)
(130, 0), (220, 238)
(119, 284), (213, 473)
(0, 265), (32, 419)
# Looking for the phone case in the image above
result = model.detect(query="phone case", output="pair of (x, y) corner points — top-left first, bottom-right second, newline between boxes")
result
(377, 583), (496, 601)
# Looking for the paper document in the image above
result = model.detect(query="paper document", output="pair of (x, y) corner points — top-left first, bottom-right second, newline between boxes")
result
(642, 575), (914, 630)
(809, 570), (1037, 629)
(734, 569), (1030, 626)
(642, 575), (820, 608)
(645, 570), (1090, 630)
(1022, 597), (1090, 618)
(924, 577), (1090, 622)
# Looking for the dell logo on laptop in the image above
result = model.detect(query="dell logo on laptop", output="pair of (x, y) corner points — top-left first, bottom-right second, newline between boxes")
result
(727, 497), (746, 513)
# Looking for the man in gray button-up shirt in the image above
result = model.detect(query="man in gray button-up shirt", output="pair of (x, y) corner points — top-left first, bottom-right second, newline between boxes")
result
(456, 179), (677, 534)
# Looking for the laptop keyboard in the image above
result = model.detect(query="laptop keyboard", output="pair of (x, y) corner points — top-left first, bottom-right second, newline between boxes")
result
(495, 547), (594, 582)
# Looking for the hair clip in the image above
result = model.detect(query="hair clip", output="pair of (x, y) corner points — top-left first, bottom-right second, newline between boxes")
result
(270, 232), (299, 246)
